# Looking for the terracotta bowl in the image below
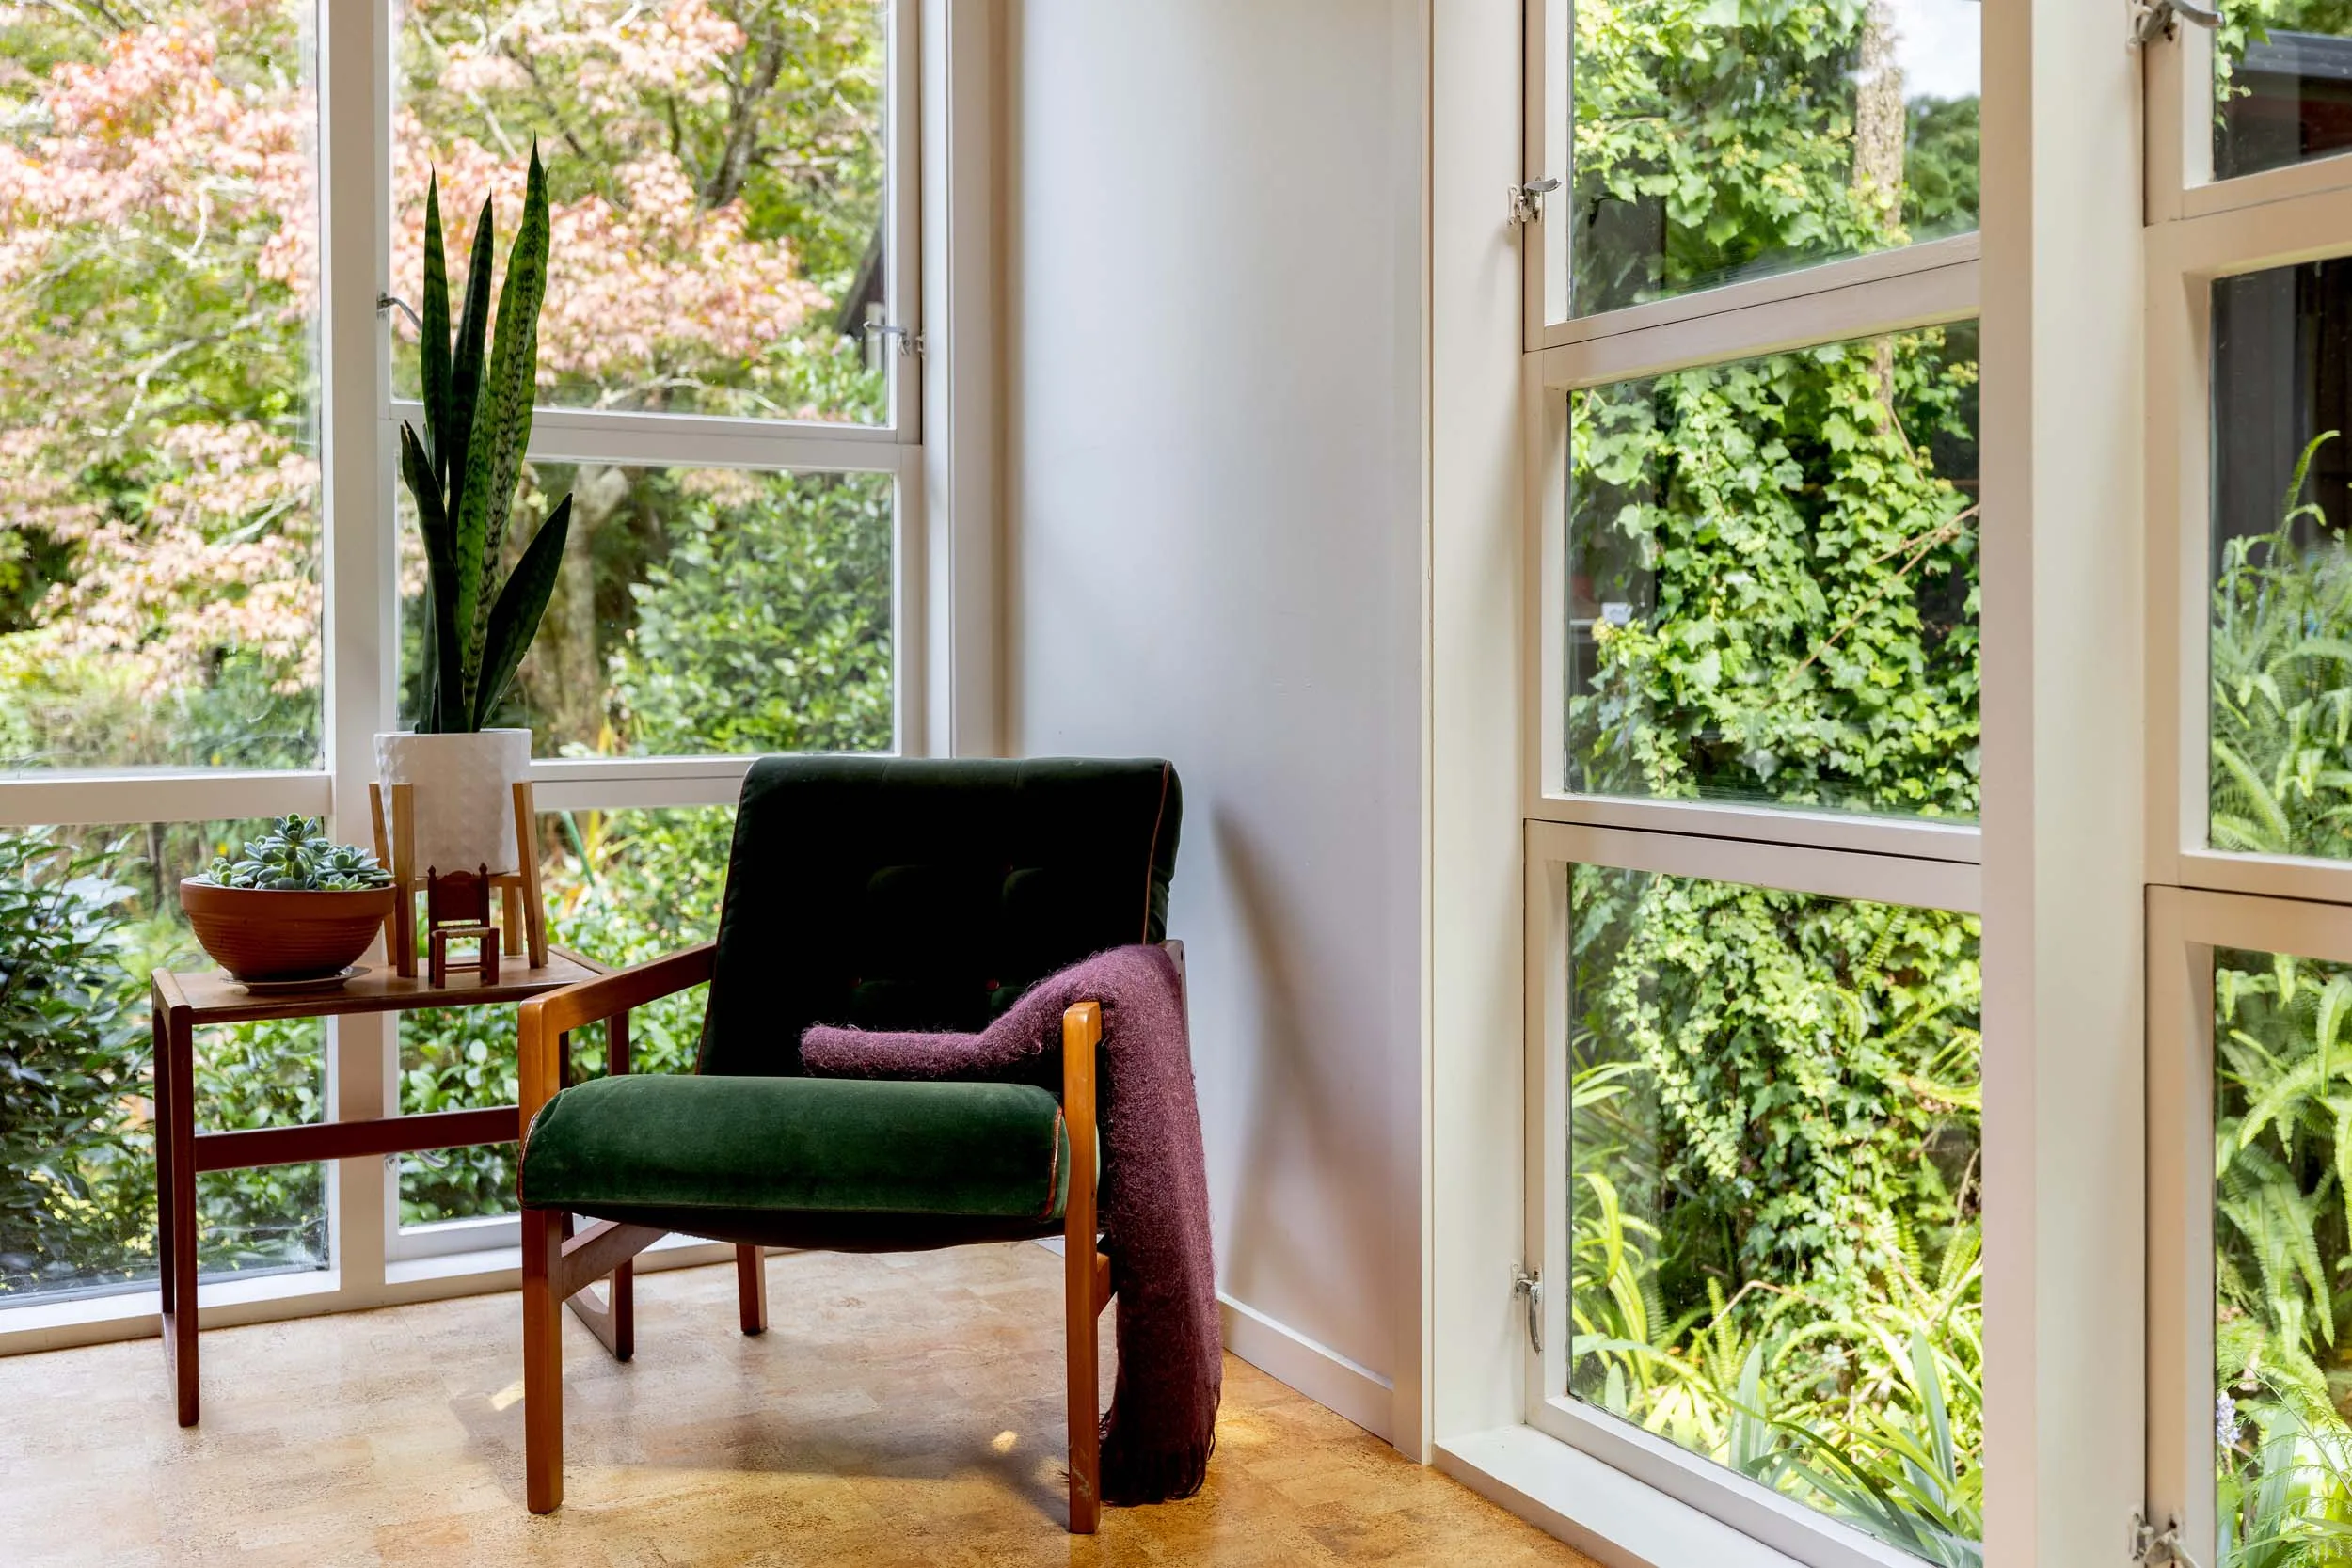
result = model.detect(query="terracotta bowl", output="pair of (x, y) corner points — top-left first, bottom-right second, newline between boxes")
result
(178, 880), (397, 983)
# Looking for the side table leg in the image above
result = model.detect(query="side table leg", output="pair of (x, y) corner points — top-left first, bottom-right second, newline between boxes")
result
(165, 1008), (199, 1426)
(151, 983), (173, 1322)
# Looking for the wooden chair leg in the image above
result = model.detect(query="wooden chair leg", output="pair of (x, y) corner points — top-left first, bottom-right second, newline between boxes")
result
(1062, 1001), (1104, 1534)
(611, 1260), (634, 1358)
(1065, 1236), (1102, 1534)
(564, 1259), (634, 1363)
(736, 1243), (768, 1335)
(522, 1207), (565, 1514)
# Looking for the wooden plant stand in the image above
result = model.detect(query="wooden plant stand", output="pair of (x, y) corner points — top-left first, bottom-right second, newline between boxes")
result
(369, 779), (550, 978)
(150, 950), (607, 1426)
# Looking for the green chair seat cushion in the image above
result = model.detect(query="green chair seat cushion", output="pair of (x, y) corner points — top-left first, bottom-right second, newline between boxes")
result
(519, 1074), (1071, 1223)
(524, 1203), (1069, 1255)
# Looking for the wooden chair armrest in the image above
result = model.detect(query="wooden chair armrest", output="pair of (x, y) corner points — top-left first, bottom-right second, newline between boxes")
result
(519, 942), (717, 1138)
(528, 942), (715, 1037)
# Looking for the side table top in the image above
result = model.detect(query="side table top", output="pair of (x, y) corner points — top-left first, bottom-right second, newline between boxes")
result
(154, 949), (610, 1024)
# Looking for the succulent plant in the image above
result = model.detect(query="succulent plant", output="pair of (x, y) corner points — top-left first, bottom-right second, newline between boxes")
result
(193, 816), (394, 893)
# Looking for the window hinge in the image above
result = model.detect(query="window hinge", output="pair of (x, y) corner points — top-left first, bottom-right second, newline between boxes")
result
(2130, 1512), (2205, 1568)
(1512, 1265), (1542, 1354)
(1508, 178), (1561, 229)
(863, 321), (924, 358)
(2132, 0), (2221, 46)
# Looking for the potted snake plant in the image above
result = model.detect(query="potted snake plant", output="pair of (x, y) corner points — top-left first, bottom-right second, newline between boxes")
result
(180, 816), (397, 983)
(375, 144), (573, 882)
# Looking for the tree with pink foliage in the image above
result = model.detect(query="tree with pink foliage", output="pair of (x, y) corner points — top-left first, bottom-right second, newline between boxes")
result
(0, 0), (886, 769)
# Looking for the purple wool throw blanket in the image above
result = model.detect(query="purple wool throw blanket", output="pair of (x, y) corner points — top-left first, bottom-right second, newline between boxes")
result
(800, 943), (1220, 1504)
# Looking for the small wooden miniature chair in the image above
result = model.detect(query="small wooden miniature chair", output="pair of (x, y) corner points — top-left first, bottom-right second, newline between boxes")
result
(369, 780), (550, 979)
(424, 864), (501, 987)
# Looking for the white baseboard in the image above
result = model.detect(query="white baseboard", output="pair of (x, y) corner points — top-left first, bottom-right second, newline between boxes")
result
(1217, 1292), (1396, 1442)
(1033, 1240), (1397, 1443)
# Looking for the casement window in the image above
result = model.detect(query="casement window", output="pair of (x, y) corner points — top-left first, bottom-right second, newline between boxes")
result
(1517, 1), (1986, 1562)
(1471, 2), (2352, 1565)
(2144, 8), (2352, 1559)
(0, 0), (941, 1338)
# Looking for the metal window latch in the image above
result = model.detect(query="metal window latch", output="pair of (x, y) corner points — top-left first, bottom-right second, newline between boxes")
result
(1508, 178), (1562, 228)
(1512, 1265), (1543, 1354)
(2131, 1512), (2205, 1568)
(2133, 0), (2221, 45)
(863, 321), (925, 358)
(375, 293), (423, 332)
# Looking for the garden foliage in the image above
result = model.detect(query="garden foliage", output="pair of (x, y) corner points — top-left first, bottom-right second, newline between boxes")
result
(1563, 0), (2352, 1553)
(0, 1), (893, 1291)
(2209, 446), (2352, 1561)
(0, 832), (145, 1286)
(1562, 0), (1989, 1558)
(1567, 326), (1980, 816)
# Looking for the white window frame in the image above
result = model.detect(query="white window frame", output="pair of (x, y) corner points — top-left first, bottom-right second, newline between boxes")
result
(2144, 179), (2352, 904)
(0, 0), (999, 1353)
(2137, 18), (2352, 1558)
(1510, 8), (1988, 1554)
(2138, 883), (2352, 1558)
(1522, 247), (1985, 864)
(1520, 822), (1978, 1568)
(1433, 0), (2151, 1565)
(1517, 0), (1984, 869)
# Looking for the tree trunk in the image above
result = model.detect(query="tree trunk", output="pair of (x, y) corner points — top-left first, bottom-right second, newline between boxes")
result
(1854, 0), (1906, 411)
(1853, 0), (1906, 234)
(700, 15), (787, 210)
(518, 467), (625, 752)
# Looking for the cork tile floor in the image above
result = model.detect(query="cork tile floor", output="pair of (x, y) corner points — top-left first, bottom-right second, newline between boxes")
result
(0, 1243), (1599, 1567)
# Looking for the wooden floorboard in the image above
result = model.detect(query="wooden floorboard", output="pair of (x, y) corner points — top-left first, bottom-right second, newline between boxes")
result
(0, 1242), (1597, 1567)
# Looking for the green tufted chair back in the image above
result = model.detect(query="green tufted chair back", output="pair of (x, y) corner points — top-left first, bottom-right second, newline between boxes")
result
(696, 756), (1182, 1078)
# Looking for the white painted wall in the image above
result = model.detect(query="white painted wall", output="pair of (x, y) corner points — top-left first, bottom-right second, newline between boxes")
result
(1001, 0), (1426, 1442)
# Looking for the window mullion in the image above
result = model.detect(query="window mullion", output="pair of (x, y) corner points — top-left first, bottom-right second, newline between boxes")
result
(1540, 261), (1979, 392)
(1544, 233), (1982, 355)
(317, 0), (397, 1310)
(0, 774), (331, 831)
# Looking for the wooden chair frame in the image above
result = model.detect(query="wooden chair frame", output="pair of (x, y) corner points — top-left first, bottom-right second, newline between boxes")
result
(515, 945), (1116, 1532)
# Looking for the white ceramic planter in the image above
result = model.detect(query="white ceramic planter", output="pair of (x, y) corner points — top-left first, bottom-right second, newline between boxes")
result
(374, 728), (532, 878)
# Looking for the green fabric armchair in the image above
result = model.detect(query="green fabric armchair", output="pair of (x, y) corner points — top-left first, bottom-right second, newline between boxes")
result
(512, 755), (1182, 1532)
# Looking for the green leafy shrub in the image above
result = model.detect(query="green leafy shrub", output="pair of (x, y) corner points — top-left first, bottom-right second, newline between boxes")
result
(2211, 434), (2352, 862)
(0, 832), (148, 1290)
(1568, 327), (1980, 816)
(1569, 869), (1983, 1563)
(0, 823), (328, 1295)
(1559, 0), (1990, 1551)
(610, 470), (894, 758)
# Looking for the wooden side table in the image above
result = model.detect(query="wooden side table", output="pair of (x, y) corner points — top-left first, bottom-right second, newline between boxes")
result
(151, 951), (609, 1426)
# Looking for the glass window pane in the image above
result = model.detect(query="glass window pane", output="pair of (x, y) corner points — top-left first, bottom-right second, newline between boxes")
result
(2216, 2), (2352, 182)
(1, 819), (327, 1304)
(398, 804), (726, 1228)
(1565, 325), (1980, 820)
(1568, 865), (1983, 1563)
(391, 0), (892, 424)
(2213, 945), (2352, 1561)
(1569, 0), (1979, 317)
(0, 4), (322, 771)
(398, 465), (893, 760)
(2210, 261), (2352, 862)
